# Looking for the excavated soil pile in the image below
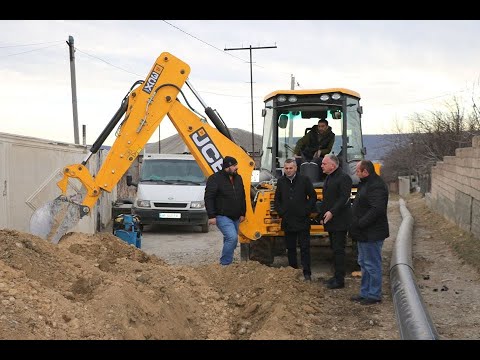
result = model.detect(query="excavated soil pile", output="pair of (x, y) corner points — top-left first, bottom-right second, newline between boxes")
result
(0, 229), (396, 340)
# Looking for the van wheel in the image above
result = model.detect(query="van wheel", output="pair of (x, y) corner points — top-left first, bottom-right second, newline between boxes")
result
(201, 222), (209, 233)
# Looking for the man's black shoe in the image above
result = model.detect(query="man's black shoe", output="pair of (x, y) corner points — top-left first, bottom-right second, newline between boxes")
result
(325, 277), (336, 285)
(350, 295), (365, 303)
(360, 298), (381, 305)
(326, 279), (345, 289)
(304, 274), (312, 282)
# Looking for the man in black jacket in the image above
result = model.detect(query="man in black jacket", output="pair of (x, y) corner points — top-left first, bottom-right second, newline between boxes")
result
(320, 154), (353, 289)
(274, 158), (317, 281)
(293, 117), (335, 169)
(349, 160), (389, 305)
(204, 156), (246, 266)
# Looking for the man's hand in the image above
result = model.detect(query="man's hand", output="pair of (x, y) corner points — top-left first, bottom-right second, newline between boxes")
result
(239, 216), (245, 223)
(323, 210), (333, 224)
(294, 154), (302, 159)
(313, 150), (322, 159)
(208, 218), (216, 225)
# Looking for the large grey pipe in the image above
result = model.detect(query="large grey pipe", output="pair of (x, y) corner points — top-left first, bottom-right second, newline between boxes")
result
(389, 198), (440, 340)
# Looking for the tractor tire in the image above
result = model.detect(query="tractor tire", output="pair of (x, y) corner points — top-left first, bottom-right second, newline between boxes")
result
(249, 236), (274, 265)
(240, 243), (250, 262)
(272, 236), (287, 256)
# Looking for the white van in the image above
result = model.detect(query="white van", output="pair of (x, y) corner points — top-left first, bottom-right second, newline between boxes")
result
(131, 153), (209, 232)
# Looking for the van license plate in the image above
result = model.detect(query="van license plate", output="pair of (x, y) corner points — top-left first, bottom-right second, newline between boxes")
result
(159, 213), (181, 219)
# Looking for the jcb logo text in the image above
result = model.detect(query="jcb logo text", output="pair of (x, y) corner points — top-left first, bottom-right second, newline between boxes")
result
(190, 128), (223, 173)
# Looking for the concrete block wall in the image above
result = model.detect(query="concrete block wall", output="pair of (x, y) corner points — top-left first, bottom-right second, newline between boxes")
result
(398, 176), (411, 197)
(426, 135), (480, 240)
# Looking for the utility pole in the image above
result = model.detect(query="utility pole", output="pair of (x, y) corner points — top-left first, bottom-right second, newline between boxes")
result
(67, 35), (80, 145)
(82, 125), (86, 146)
(224, 44), (277, 155)
(158, 128), (161, 153)
(289, 74), (295, 139)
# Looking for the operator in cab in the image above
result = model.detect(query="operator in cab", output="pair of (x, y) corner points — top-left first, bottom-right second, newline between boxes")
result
(293, 111), (335, 169)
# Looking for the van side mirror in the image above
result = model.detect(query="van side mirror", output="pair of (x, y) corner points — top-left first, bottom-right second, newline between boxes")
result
(126, 174), (137, 188)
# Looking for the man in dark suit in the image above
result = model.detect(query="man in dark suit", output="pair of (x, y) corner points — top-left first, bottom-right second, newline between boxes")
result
(320, 154), (353, 289)
(349, 160), (389, 305)
(274, 158), (317, 281)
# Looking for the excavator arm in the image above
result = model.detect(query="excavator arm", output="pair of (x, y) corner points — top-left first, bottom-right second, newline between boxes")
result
(166, 99), (261, 242)
(29, 52), (262, 244)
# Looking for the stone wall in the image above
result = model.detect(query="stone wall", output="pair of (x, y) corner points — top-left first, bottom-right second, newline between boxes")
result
(426, 136), (480, 240)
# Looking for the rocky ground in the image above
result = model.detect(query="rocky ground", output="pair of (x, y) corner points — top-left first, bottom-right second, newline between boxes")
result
(408, 193), (480, 339)
(0, 192), (479, 340)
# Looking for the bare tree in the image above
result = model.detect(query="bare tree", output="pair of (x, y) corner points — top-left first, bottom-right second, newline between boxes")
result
(381, 91), (480, 193)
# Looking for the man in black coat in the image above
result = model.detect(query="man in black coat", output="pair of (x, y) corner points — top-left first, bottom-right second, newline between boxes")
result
(204, 156), (246, 266)
(293, 117), (335, 169)
(274, 158), (317, 281)
(349, 160), (389, 305)
(320, 154), (353, 289)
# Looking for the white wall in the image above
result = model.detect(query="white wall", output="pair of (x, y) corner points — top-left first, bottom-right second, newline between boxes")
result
(0, 132), (113, 235)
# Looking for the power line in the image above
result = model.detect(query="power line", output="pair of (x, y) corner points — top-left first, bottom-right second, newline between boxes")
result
(73, 37), (467, 106)
(0, 40), (64, 49)
(380, 89), (468, 107)
(67, 21), (290, 101)
(0, 42), (63, 59)
(77, 45), (262, 98)
(161, 20), (291, 76)
(162, 20), (247, 63)
(1, 36), (459, 109)
(74, 47), (143, 77)
(199, 90), (262, 99)
(75, 45), (258, 99)
(74, 41), (472, 112)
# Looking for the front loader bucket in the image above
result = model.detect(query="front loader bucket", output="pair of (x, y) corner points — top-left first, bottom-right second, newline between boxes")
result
(29, 195), (86, 244)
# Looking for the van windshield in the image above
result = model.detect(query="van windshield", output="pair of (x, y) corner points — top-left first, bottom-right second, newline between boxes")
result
(140, 159), (207, 184)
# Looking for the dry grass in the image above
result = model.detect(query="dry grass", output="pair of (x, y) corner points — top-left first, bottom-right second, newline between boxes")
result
(404, 192), (480, 274)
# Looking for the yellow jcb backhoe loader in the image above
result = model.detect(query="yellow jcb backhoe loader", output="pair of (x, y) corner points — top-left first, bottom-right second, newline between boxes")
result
(29, 51), (375, 265)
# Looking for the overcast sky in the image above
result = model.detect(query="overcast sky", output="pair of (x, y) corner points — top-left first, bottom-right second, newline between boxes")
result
(1, 20), (479, 146)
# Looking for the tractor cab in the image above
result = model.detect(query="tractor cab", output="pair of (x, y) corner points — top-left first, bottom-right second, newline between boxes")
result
(259, 88), (366, 187)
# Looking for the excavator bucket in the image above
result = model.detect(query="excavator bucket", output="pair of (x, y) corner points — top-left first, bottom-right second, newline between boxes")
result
(29, 195), (85, 244)
(27, 168), (89, 244)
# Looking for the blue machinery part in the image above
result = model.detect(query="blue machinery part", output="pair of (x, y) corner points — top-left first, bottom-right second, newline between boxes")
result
(113, 214), (142, 249)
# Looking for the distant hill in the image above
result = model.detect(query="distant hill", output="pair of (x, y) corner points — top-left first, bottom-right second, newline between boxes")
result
(363, 134), (394, 161)
(144, 128), (262, 155)
(363, 134), (410, 162)
(102, 132), (404, 163)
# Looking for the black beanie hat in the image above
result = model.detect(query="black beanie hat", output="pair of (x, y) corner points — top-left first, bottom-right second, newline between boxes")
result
(223, 156), (238, 169)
